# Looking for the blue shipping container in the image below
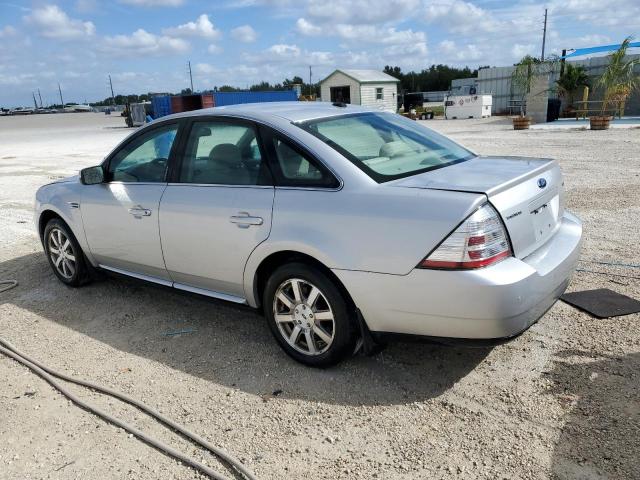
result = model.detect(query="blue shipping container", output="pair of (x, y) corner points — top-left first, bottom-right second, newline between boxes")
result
(212, 90), (297, 106)
(151, 95), (172, 118)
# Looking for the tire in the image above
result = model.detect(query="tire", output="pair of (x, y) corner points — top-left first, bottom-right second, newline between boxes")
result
(43, 218), (91, 287)
(263, 262), (357, 367)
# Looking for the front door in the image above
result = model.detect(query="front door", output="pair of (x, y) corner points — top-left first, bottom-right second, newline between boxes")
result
(81, 122), (179, 282)
(159, 118), (274, 298)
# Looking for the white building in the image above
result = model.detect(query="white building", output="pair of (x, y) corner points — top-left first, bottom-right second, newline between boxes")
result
(319, 69), (399, 112)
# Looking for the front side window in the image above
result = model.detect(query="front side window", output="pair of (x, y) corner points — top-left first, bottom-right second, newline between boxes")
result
(178, 121), (270, 185)
(300, 112), (474, 183)
(376, 88), (383, 100)
(108, 123), (178, 182)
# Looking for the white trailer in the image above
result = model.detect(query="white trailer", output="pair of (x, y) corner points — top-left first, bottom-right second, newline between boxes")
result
(445, 94), (492, 119)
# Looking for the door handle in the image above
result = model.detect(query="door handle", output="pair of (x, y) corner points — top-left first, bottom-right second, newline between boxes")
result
(128, 206), (152, 217)
(229, 212), (263, 228)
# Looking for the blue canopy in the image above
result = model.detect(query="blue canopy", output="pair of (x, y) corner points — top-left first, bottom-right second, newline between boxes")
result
(562, 42), (640, 58)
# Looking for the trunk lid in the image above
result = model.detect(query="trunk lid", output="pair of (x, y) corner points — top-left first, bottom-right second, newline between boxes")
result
(391, 156), (565, 259)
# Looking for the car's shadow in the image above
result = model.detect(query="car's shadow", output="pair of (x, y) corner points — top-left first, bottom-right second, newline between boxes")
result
(0, 252), (491, 406)
(548, 349), (640, 479)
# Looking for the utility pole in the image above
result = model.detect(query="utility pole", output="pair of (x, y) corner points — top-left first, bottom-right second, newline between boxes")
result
(108, 75), (115, 106)
(188, 61), (194, 93)
(37, 88), (43, 108)
(58, 83), (64, 107)
(541, 8), (548, 61)
(309, 65), (312, 97)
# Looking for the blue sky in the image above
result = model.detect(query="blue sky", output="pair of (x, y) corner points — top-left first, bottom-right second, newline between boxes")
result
(0, 0), (638, 106)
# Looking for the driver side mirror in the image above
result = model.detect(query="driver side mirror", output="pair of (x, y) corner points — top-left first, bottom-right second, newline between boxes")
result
(80, 165), (105, 185)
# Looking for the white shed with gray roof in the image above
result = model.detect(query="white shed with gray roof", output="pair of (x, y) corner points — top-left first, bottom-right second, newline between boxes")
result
(319, 69), (399, 112)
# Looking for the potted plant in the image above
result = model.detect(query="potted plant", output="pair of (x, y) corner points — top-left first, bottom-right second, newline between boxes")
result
(555, 63), (589, 116)
(591, 36), (639, 130)
(511, 55), (549, 130)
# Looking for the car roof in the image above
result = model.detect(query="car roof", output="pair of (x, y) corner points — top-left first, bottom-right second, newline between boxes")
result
(164, 101), (380, 124)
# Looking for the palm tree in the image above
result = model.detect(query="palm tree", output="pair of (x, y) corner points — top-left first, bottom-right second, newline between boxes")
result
(597, 36), (639, 117)
(555, 63), (589, 110)
(511, 55), (554, 117)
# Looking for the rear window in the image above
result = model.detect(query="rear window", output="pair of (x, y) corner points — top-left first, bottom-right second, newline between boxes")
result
(299, 112), (474, 183)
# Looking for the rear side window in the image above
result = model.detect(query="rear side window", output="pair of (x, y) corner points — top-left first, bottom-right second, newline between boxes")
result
(300, 112), (474, 183)
(267, 134), (339, 188)
(178, 120), (271, 186)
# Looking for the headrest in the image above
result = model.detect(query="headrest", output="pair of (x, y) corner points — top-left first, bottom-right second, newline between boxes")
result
(379, 141), (413, 158)
(209, 143), (242, 167)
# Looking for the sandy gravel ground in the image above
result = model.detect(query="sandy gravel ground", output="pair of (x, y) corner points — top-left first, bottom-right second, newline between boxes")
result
(0, 113), (638, 480)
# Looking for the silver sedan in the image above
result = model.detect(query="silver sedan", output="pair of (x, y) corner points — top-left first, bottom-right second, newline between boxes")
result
(34, 102), (582, 366)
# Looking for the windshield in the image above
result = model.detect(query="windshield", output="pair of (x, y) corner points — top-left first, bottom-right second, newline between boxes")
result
(299, 112), (475, 183)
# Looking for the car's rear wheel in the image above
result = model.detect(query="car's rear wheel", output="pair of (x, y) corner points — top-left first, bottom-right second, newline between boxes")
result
(263, 262), (357, 367)
(43, 218), (90, 287)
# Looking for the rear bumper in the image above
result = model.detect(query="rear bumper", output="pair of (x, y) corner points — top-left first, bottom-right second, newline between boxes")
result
(333, 211), (582, 340)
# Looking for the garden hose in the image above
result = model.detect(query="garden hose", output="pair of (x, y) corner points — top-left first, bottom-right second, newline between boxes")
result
(0, 279), (258, 480)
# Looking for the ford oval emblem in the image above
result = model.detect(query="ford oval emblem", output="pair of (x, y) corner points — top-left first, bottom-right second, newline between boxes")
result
(537, 178), (547, 189)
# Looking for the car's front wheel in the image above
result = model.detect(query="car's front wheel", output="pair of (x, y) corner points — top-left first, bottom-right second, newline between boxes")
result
(43, 218), (90, 287)
(263, 263), (357, 367)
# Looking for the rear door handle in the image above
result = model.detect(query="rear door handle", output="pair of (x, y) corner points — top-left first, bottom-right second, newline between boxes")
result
(230, 212), (263, 228)
(128, 206), (152, 217)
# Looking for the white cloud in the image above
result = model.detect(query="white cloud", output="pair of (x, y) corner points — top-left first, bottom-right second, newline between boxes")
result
(295, 18), (321, 35)
(0, 72), (37, 86)
(296, 18), (426, 48)
(551, 0), (640, 26)
(162, 14), (221, 39)
(424, 0), (500, 34)
(208, 44), (223, 54)
(0, 25), (17, 38)
(244, 43), (336, 68)
(267, 44), (301, 57)
(511, 43), (535, 59)
(306, 0), (419, 25)
(102, 29), (190, 57)
(307, 51), (334, 65)
(577, 34), (612, 46)
(195, 63), (217, 75)
(24, 5), (95, 39)
(231, 25), (257, 43)
(119, 0), (185, 6)
(438, 40), (483, 62)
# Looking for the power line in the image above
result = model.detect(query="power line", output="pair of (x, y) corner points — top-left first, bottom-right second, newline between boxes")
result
(541, 8), (548, 60)
(108, 75), (115, 106)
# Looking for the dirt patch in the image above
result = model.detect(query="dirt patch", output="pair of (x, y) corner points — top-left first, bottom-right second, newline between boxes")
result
(0, 114), (638, 480)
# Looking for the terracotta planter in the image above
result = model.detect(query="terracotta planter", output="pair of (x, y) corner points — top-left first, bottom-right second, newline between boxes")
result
(590, 115), (612, 130)
(512, 116), (531, 130)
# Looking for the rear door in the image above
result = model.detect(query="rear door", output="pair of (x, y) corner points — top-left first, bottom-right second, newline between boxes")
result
(159, 117), (274, 299)
(81, 121), (179, 282)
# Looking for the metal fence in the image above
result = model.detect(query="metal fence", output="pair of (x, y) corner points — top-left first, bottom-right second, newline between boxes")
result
(468, 54), (640, 115)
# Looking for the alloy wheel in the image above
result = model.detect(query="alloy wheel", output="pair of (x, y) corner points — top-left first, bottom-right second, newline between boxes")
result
(273, 278), (335, 356)
(48, 227), (76, 280)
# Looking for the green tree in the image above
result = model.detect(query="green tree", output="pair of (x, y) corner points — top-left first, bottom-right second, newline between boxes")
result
(597, 36), (639, 117)
(511, 55), (553, 117)
(555, 63), (590, 109)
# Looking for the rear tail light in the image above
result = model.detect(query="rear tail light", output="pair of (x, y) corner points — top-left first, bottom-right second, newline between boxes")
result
(418, 203), (511, 269)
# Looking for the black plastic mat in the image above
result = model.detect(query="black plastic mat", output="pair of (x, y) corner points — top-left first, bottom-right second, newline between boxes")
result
(560, 288), (640, 318)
